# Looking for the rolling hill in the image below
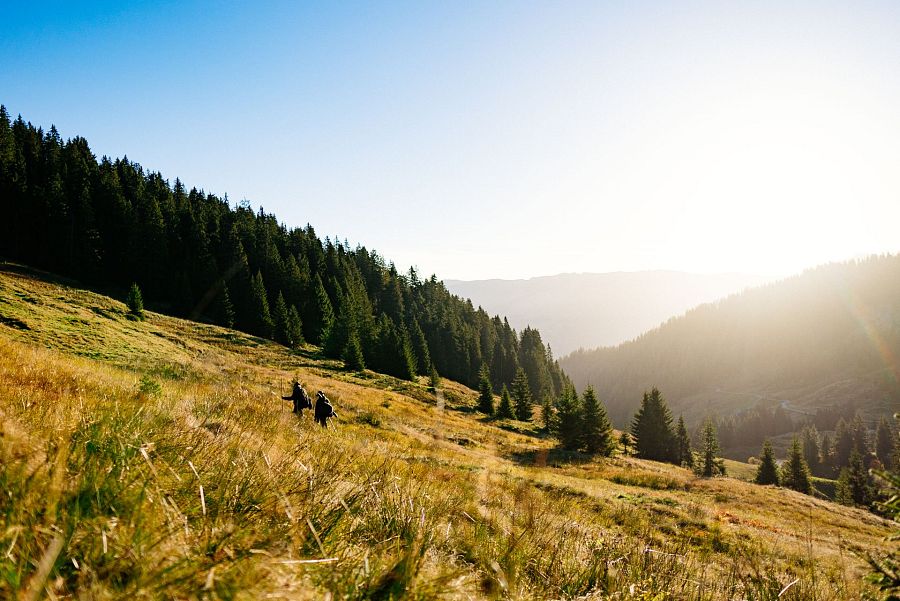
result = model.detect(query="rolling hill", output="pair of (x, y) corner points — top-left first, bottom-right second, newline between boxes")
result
(0, 264), (892, 599)
(560, 255), (900, 427)
(445, 271), (771, 356)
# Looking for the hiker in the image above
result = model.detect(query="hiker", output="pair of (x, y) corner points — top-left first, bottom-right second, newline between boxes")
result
(314, 391), (337, 427)
(283, 380), (312, 415)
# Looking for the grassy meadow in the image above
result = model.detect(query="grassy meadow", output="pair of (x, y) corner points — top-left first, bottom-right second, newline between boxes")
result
(0, 265), (892, 600)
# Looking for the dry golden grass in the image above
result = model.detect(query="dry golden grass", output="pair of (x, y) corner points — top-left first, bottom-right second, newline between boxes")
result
(0, 265), (892, 600)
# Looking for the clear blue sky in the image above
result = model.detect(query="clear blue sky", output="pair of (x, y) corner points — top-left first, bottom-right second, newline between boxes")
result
(3, 1), (900, 280)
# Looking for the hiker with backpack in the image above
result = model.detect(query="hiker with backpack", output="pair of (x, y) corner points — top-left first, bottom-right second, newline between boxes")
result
(314, 391), (337, 427)
(283, 380), (312, 415)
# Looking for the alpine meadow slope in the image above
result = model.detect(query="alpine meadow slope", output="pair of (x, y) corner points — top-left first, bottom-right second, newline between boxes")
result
(561, 255), (900, 427)
(0, 264), (892, 599)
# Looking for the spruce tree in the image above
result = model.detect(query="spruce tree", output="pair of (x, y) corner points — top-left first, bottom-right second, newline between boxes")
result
(409, 318), (433, 376)
(343, 330), (366, 371)
(839, 449), (872, 506)
(311, 274), (334, 345)
(126, 282), (144, 319)
(272, 291), (291, 346)
(781, 438), (812, 494)
(675, 415), (694, 468)
(875, 415), (896, 469)
(477, 364), (494, 415)
(249, 270), (274, 338)
(496, 384), (514, 419)
(619, 431), (633, 456)
(541, 395), (556, 433)
(755, 440), (780, 485)
(630, 387), (676, 463)
(555, 386), (582, 451)
(700, 418), (722, 477)
(212, 280), (235, 328)
(512, 367), (533, 421)
(581, 386), (615, 456)
(286, 305), (304, 348)
(800, 425), (821, 474)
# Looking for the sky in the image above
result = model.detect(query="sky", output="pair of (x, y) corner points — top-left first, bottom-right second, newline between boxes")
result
(2, 1), (900, 280)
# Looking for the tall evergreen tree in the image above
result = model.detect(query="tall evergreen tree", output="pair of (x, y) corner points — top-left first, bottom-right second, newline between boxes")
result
(800, 425), (821, 474)
(675, 415), (694, 468)
(249, 270), (274, 338)
(512, 367), (533, 421)
(310, 274), (334, 345)
(212, 280), (235, 329)
(272, 291), (292, 346)
(781, 438), (812, 494)
(619, 431), (633, 456)
(876, 415), (896, 469)
(541, 395), (556, 433)
(630, 387), (676, 463)
(286, 305), (304, 348)
(755, 440), (780, 485)
(837, 449), (872, 506)
(555, 386), (582, 451)
(580, 386), (614, 455)
(343, 330), (366, 371)
(477, 364), (494, 415)
(700, 418), (722, 477)
(496, 384), (514, 420)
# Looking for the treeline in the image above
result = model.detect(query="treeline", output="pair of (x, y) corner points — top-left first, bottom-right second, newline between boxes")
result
(0, 106), (568, 395)
(561, 255), (900, 426)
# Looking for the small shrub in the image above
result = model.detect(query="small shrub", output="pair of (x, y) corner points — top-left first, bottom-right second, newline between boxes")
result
(138, 374), (161, 397)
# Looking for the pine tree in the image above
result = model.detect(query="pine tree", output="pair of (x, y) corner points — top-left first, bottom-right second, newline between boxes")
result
(477, 364), (494, 415)
(838, 449), (872, 506)
(801, 425), (821, 474)
(212, 280), (235, 328)
(580, 386), (615, 456)
(555, 386), (582, 451)
(325, 290), (354, 358)
(700, 418), (722, 477)
(541, 395), (556, 433)
(755, 440), (780, 485)
(675, 415), (694, 468)
(781, 438), (812, 494)
(512, 367), (533, 421)
(343, 330), (366, 371)
(249, 270), (274, 338)
(286, 305), (304, 348)
(311, 274), (334, 345)
(630, 387), (676, 463)
(875, 415), (896, 469)
(273, 291), (292, 346)
(619, 431), (633, 456)
(496, 384), (514, 419)
(126, 282), (144, 320)
(833, 418), (854, 473)
(409, 318), (433, 376)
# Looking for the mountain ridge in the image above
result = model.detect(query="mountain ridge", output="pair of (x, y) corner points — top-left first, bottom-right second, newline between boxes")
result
(446, 270), (772, 355)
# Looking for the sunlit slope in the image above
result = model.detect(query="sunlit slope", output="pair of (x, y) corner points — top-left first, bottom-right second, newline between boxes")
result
(0, 264), (891, 600)
(561, 255), (900, 425)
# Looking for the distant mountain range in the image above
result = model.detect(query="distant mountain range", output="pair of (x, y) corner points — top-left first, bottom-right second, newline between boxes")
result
(559, 255), (900, 426)
(445, 271), (771, 356)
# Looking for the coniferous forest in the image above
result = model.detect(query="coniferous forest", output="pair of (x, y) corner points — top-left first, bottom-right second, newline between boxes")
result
(0, 107), (568, 396)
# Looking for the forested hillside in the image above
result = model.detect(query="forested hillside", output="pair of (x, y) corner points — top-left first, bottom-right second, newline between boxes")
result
(561, 255), (900, 426)
(0, 106), (567, 396)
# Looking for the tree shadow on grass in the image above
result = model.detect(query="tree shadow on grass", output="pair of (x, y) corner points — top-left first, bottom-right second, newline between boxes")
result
(505, 446), (593, 468)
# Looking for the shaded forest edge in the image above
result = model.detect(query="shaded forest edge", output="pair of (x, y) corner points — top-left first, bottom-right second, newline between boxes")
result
(0, 105), (568, 397)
